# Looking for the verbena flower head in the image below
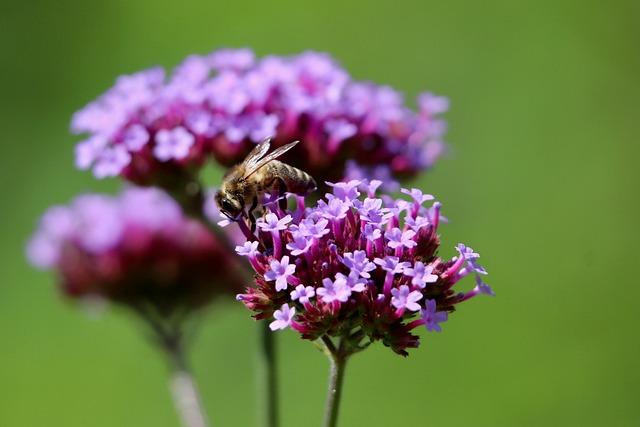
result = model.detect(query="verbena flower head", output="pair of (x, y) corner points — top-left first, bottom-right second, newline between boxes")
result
(72, 48), (448, 188)
(27, 187), (243, 315)
(236, 181), (493, 356)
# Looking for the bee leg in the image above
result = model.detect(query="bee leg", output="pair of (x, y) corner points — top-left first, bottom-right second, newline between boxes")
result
(276, 178), (288, 212)
(248, 197), (259, 233)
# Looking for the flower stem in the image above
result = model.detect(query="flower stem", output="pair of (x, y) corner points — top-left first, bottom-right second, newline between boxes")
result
(161, 329), (211, 427)
(136, 305), (211, 427)
(169, 366), (211, 427)
(322, 338), (348, 427)
(259, 321), (279, 427)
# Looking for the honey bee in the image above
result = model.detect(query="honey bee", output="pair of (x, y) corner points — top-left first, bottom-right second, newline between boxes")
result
(215, 138), (317, 229)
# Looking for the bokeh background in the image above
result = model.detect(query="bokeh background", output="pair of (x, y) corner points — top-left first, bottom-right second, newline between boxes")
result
(1, 0), (638, 426)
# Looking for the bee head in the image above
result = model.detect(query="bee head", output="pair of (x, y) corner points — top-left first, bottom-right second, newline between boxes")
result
(215, 190), (244, 220)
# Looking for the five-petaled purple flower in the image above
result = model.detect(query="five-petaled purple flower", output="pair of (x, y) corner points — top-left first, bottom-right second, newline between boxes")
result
(342, 251), (376, 278)
(421, 299), (448, 332)
(264, 256), (298, 291)
(404, 261), (438, 288)
(317, 276), (352, 303)
(290, 285), (316, 304)
(286, 235), (313, 256)
(391, 285), (423, 312)
(386, 228), (417, 250)
(236, 241), (260, 257)
(258, 213), (293, 232)
(270, 304), (296, 331)
(374, 256), (410, 275)
(293, 217), (330, 239)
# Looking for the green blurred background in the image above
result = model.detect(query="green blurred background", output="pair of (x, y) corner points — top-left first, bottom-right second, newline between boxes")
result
(1, 0), (638, 426)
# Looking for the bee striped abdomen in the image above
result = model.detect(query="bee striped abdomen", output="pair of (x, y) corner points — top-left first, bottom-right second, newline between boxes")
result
(266, 161), (317, 195)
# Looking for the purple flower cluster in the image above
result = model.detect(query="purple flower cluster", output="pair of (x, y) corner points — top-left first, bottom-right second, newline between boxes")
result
(27, 188), (242, 314)
(235, 180), (492, 356)
(72, 48), (448, 187)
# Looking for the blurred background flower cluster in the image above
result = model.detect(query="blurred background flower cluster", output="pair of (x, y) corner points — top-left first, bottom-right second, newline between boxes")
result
(1, 0), (638, 426)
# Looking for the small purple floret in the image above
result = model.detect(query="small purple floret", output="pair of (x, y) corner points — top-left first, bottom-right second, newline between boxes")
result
(258, 213), (292, 232)
(317, 276), (351, 303)
(264, 256), (296, 291)
(269, 303), (296, 331)
(290, 285), (316, 304)
(404, 261), (438, 288)
(422, 299), (448, 332)
(391, 285), (423, 312)
(342, 250), (376, 278)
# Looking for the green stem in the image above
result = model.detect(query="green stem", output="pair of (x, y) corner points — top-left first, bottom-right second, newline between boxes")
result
(136, 305), (211, 427)
(259, 321), (279, 427)
(322, 338), (348, 427)
(165, 338), (211, 427)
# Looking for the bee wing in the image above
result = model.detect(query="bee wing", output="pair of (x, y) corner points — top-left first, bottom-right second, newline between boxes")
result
(242, 138), (272, 172)
(243, 140), (299, 179)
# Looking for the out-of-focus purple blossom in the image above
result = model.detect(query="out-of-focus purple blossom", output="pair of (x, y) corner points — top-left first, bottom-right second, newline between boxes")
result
(345, 162), (401, 193)
(27, 188), (243, 314)
(153, 127), (195, 161)
(236, 183), (492, 356)
(236, 241), (260, 257)
(71, 49), (449, 188)
(93, 146), (131, 179)
(418, 93), (450, 115)
(122, 124), (149, 152)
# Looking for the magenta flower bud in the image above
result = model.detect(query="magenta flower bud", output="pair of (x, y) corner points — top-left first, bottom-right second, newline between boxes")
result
(71, 49), (448, 190)
(26, 187), (243, 315)
(235, 183), (493, 356)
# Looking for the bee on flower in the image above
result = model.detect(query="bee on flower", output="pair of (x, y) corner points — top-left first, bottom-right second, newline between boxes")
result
(234, 180), (493, 356)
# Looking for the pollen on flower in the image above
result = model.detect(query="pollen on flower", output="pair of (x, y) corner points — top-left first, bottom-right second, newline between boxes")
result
(235, 181), (493, 356)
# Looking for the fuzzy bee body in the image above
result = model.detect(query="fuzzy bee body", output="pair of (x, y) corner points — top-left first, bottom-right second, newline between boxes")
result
(257, 160), (317, 195)
(215, 139), (316, 228)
